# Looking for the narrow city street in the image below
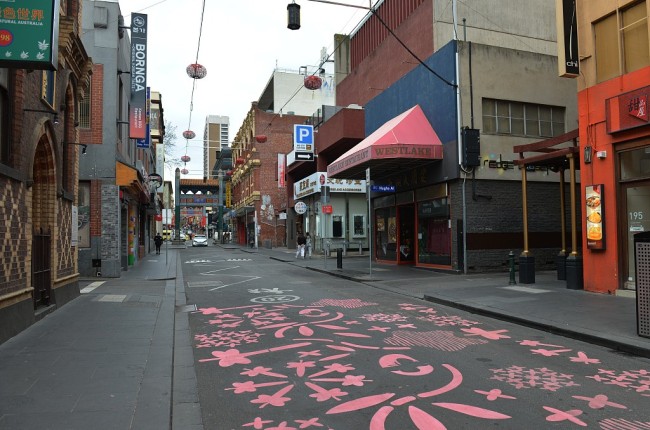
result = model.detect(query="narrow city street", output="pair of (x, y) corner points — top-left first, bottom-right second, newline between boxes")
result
(182, 246), (650, 429)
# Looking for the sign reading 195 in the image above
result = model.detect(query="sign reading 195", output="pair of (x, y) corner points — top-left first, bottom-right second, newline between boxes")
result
(629, 211), (644, 220)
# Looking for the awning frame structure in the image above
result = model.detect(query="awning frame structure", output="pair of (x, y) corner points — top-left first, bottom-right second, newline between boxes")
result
(513, 129), (580, 263)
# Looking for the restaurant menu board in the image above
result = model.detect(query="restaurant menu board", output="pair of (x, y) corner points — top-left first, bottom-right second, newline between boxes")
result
(586, 184), (605, 250)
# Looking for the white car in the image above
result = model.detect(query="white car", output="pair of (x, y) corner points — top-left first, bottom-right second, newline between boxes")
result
(179, 232), (187, 241)
(192, 235), (208, 247)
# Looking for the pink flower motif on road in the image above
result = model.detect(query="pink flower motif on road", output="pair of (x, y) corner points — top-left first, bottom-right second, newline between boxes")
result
(543, 406), (587, 426)
(196, 307), (223, 315)
(475, 389), (516, 401)
(200, 348), (251, 367)
(294, 417), (324, 428)
(572, 394), (627, 410)
(461, 327), (511, 340)
(368, 326), (391, 333)
(570, 351), (601, 365)
(530, 348), (572, 357)
(342, 375), (368, 386)
(241, 366), (287, 378)
(242, 417), (273, 429)
(518, 340), (564, 348)
(305, 382), (348, 402)
(287, 360), (316, 377)
(267, 422), (297, 430)
(251, 384), (294, 408)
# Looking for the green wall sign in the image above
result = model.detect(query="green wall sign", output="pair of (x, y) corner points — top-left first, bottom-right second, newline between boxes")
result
(0, 0), (60, 70)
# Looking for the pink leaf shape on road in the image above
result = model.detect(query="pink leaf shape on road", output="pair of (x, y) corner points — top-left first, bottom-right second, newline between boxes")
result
(328, 393), (396, 414)
(409, 405), (448, 430)
(370, 406), (394, 430)
(432, 402), (511, 419)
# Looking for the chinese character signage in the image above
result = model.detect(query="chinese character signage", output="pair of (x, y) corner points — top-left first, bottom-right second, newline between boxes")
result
(129, 13), (147, 139)
(586, 184), (605, 250)
(606, 86), (650, 133)
(0, 0), (59, 70)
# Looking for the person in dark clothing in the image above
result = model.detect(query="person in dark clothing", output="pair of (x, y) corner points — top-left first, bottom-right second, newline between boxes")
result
(154, 232), (163, 255)
(296, 232), (306, 259)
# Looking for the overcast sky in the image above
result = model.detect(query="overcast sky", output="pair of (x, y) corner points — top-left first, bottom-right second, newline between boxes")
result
(116, 0), (374, 180)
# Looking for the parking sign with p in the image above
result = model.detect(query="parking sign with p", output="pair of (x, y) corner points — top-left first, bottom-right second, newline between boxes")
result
(294, 124), (314, 152)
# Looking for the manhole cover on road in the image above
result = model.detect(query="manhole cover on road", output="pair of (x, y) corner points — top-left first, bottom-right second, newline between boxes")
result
(250, 295), (300, 303)
(187, 281), (224, 288)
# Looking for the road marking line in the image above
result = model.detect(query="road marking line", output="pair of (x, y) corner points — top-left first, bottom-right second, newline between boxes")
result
(209, 276), (261, 291)
(80, 281), (105, 294)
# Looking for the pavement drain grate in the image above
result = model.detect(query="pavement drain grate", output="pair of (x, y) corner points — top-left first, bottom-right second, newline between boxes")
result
(187, 281), (224, 288)
(176, 304), (198, 313)
(96, 294), (127, 302)
(500, 286), (552, 294)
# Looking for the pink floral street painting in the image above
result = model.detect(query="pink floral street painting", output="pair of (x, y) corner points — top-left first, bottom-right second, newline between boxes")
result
(192, 301), (650, 429)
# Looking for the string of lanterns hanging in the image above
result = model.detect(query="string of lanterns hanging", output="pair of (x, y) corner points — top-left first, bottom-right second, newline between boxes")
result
(304, 75), (322, 90)
(186, 63), (207, 80)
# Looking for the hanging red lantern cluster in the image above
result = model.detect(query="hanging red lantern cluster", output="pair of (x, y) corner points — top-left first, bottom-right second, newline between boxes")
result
(182, 130), (196, 140)
(181, 168), (189, 175)
(255, 135), (267, 143)
(304, 75), (322, 90)
(181, 155), (191, 163)
(186, 63), (207, 79)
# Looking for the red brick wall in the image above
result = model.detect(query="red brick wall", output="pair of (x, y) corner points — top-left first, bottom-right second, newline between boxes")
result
(337, 0), (434, 108)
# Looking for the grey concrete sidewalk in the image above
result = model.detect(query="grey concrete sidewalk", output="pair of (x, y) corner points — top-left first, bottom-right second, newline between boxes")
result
(241, 244), (650, 359)
(0, 247), (202, 430)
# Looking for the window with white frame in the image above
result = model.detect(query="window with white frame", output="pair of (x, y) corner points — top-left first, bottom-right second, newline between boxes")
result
(482, 98), (566, 138)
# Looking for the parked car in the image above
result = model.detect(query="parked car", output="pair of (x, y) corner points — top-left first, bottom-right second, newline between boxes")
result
(192, 234), (208, 247)
(179, 232), (187, 241)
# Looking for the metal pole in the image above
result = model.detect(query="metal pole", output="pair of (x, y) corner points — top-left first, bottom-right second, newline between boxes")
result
(367, 168), (372, 278)
(254, 209), (258, 249)
(174, 168), (181, 243)
(218, 169), (224, 243)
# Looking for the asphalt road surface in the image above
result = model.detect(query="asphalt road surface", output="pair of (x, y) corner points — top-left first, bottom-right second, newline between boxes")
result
(181, 246), (650, 430)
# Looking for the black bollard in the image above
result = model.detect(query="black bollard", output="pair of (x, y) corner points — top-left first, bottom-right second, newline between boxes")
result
(508, 251), (516, 285)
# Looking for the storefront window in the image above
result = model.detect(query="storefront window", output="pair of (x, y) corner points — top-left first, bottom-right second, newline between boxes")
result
(375, 207), (397, 261)
(417, 198), (451, 265)
(620, 147), (650, 181)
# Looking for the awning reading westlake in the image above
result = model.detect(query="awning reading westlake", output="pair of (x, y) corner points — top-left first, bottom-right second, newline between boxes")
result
(327, 104), (443, 179)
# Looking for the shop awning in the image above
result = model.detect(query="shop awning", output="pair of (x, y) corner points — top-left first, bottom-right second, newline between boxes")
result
(327, 105), (443, 179)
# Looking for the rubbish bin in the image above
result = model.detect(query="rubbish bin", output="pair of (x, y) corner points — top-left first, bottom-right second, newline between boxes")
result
(336, 248), (343, 269)
(634, 231), (650, 338)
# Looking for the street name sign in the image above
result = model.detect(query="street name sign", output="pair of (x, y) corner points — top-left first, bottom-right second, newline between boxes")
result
(371, 185), (396, 192)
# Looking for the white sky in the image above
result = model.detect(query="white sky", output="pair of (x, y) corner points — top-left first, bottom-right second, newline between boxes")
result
(116, 0), (374, 180)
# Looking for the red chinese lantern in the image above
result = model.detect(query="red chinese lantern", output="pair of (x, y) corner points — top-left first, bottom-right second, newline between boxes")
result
(255, 135), (267, 143)
(226, 170), (232, 176)
(182, 130), (196, 140)
(186, 63), (207, 79)
(181, 155), (191, 163)
(304, 75), (322, 90)
(181, 168), (189, 175)
(236, 158), (244, 165)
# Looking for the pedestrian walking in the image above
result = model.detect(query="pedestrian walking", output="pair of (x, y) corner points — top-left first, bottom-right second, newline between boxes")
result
(154, 232), (163, 255)
(296, 232), (306, 259)
(305, 232), (312, 258)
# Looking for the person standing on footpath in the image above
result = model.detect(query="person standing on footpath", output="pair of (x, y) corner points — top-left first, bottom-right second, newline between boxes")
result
(305, 232), (312, 259)
(154, 232), (163, 255)
(296, 232), (306, 259)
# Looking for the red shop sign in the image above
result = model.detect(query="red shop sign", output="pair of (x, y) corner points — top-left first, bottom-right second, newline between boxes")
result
(606, 85), (650, 134)
(322, 205), (333, 214)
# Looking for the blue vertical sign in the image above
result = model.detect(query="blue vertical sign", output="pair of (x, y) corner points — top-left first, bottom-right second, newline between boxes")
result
(136, 87), (150, 148)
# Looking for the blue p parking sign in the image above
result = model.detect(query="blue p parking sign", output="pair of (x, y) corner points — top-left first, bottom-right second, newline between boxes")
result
(294, 124), (314, 152)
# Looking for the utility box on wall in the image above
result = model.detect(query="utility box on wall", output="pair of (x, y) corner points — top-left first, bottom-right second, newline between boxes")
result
(462, 127), (481, 167)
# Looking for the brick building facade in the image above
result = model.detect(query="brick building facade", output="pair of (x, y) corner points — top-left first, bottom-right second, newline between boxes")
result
(0, 0), (92, 343)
